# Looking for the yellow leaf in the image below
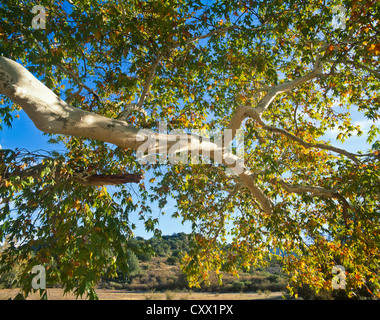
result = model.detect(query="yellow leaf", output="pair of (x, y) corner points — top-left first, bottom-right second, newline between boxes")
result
(73, 200), (81, 210)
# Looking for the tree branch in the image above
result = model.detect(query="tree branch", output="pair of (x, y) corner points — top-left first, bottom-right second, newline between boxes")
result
(255, 54), (323, 115)
(226, 54), (323, 140)
(269, 177), (350, 226)
(1, 163), (143, 186)
(269, 177), (338, 197)
(325, 58), (380, 79)
(135, 24), (245, 109)
(225, 54), (365, 163)
(244, 107), (362, 164)
(72, 172), (142, 186)
(183, 25), (241, 45)
(238, 171), (274, 214)
(0, 56), (273, 213)
(136, 52), (166, 108)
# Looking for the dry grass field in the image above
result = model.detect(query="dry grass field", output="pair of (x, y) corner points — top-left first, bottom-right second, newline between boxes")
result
(0, 288), (285, 300)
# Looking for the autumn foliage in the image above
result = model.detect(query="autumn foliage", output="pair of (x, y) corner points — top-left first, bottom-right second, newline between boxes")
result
(0, 0), (379, 299)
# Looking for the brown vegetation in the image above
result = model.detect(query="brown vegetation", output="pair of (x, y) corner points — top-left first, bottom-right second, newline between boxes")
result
(101, 256), (288, 294)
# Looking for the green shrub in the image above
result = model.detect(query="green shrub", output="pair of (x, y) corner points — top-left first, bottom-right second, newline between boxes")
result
(166, 256), (179, 265)
(231, 281), (245, 292)
(266, 274), (279, 283)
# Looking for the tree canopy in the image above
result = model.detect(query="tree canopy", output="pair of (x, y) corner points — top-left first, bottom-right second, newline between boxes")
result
(0, 0), (379, 299)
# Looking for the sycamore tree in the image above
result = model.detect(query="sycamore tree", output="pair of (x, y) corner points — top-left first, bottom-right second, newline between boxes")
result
(0, 0), (379, 299)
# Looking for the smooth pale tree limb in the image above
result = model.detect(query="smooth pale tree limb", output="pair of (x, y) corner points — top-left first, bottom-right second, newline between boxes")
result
(136, 51), (166, 108)
(0, 56), (142, 148)
(226, 54), (363, 163)
(238, 171), (273, 213)
(326, 58), (380, 79)
(0, 56), (274, 213)
(222, 54), (358, 215)
(244, 106), (362, 164)
(269, 177), (339, 198)
(254, 54), (323, 115)
(227, 55), (323, 141)
(269, 177), (351, 226)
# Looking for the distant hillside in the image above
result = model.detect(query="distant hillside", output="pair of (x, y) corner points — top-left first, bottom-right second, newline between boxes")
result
(134, 232), (190, 264)
(100, 233), (288, 293)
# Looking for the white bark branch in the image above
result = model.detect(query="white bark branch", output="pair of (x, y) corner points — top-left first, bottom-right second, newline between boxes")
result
(326, 58), (380, 79)
(269, 177), (351, 225)
(244, 107), (362, 163)
(226, 55), (323, 141)
(269, 177), (339, 197)
(0, 56), (274, 214)
(137, 51), (166, 108)
(255, 54), (323, 115)
(225, 55), (364, 163)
